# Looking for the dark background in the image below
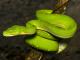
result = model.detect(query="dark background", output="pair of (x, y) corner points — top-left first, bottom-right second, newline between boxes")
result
(0, 0), (80, 60)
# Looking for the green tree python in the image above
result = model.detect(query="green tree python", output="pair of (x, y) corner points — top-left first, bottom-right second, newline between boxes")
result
(3, 9), (77, 53)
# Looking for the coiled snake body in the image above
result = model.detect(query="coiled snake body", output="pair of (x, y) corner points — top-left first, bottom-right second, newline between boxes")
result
(3, 9), (77, 53)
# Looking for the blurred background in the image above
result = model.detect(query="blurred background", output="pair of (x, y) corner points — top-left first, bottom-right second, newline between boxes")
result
(0, 0), (80, 60)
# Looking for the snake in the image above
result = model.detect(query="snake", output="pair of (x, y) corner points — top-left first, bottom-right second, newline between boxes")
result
(3, 9), (77, 52)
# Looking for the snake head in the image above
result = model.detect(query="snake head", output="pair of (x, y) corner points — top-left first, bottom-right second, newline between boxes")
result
(3, 23), (36, 37)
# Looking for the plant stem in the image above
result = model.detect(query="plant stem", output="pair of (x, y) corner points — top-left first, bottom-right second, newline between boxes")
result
(53, 0), (69, 13)
(25, 49), (43, 60)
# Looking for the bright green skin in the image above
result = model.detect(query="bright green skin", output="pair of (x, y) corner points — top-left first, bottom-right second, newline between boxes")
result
(26, 36), (58, 51)
(3, 23), (36, 36)
(36, 10), (77, 38)
(3, 9), (77, 52)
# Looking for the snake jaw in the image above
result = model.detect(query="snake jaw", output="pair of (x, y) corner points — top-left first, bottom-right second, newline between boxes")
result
(3, 32), (14, 37)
